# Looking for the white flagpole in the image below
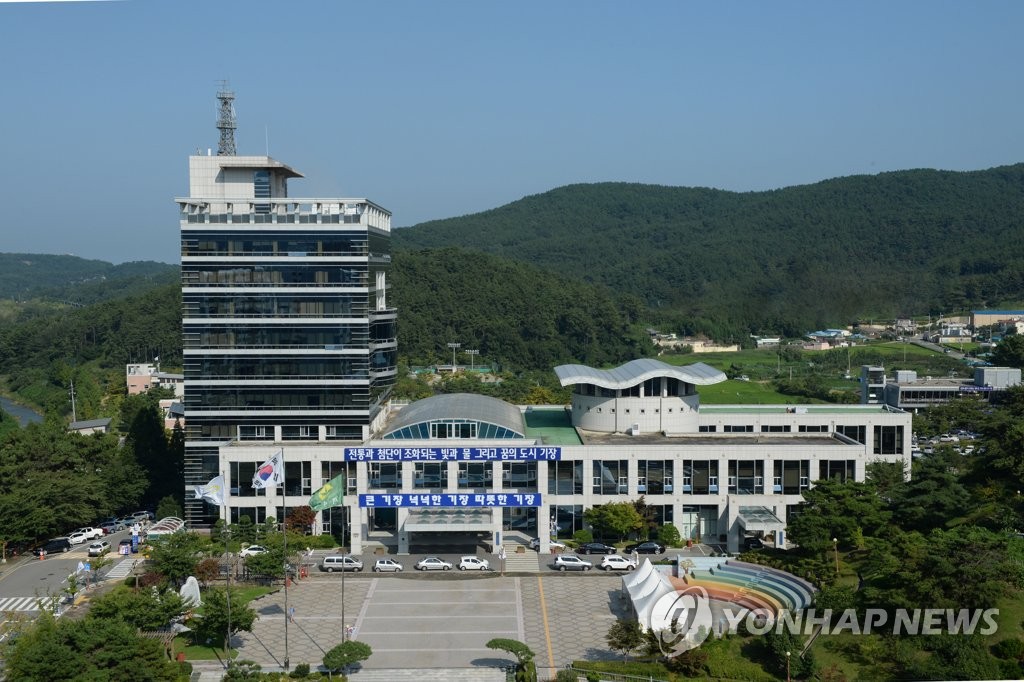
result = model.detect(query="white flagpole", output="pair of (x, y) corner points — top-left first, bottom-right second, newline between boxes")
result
(282, 448), (289, 670)
(223, 469), (231, 655)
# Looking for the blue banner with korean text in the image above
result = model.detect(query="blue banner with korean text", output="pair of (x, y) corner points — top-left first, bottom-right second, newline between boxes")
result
(344, 446), (561, 462)
(359, 493), (542, 508)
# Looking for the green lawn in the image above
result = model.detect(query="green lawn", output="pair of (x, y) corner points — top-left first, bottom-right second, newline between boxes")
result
(172, 585), (275, 661)
(698, 379), (825, 405)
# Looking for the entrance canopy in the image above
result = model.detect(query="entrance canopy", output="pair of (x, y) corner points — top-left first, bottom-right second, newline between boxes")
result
(404, 508), (494, 532)
(737, 506), (784, 532)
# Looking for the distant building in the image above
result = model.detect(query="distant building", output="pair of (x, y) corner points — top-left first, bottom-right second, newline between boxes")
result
(68, 418), (112, 435)
(972, 309), (1024, 328)
(126, 363), (184, 398)
(866, 366), (1021, 412)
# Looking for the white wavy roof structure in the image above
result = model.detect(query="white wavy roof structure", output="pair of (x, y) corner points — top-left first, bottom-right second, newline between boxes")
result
(554, 358), (726, 389)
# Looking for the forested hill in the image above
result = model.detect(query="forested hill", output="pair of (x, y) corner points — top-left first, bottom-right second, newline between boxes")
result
(393, 164), (1024, 333)
(0, 253), (178, 305)
(392, 248), (651, 368)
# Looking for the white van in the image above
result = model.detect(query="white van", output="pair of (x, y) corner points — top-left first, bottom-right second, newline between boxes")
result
(319, 555), (363, 572)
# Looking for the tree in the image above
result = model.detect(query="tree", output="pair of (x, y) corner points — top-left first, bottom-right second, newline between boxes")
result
(190, 587), (256, 652)
(146, 531), (207, 586)
(485, 638), (535, 666)
(156, 494), (183, 521)
(88, 584), (188, 631)
(583, 502), (644, 541)
(606, 619), (644, 660)
(786, 478), (891, 554)
(993, 334), (1024, 369)
(657, 523), (682, 547)
(4, 612), (183, 681)
(323, 640), (373, 673)
(284, 505), (316, 534)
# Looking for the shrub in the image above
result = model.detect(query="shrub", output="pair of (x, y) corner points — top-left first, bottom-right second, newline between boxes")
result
(992, 638), (1024, 661)
(573, 529), (593, 544)
(656, 524), (682, 547)
(554, 670), (579, 682)
(289, 662), (311, 677)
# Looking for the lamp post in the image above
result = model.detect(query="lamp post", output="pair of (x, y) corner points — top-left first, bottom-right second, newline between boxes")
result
(466, 349), (479, 371)
(832, 537), (839, 575)
(786, 651), (791, 682)
(447, 342), (461, 372)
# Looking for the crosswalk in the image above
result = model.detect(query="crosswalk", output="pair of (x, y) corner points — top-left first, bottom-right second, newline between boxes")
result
(103, 557), (138, 580)
(0, 596), (44, 612)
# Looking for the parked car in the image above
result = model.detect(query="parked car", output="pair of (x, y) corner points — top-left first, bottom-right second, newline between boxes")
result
(87, 540), (111, 557)
(99, 520), (124, 534)
(554, 555), (593, 571)
(624, 541), (665, 555)
(239, 545), (268, 558)
(577, 542), (617, 555)
(373, 558), (404, 573)
(415, 556), (453, 571)
(600, 555), (638, 571)
(73, 527), (103, 541)
(34, 538), (72, 556)
(744, 537), (764, 550)
(67, 531), (89, 545)
(131, 511), (155, 522)
(529, 538), (567, 551)
(319, 555), (363, 572)
(458, 556), (490, 571)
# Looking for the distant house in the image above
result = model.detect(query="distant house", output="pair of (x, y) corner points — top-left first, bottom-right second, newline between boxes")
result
(126, 363), (184, 398)
(68, 418), (112, 435)
(159, 399), (185, 430)
(755, 337), (780, 348)
(972, 310), (1024, 328)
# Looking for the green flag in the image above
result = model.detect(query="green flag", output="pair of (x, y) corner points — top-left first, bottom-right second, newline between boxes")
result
(309, 473), (346, 512)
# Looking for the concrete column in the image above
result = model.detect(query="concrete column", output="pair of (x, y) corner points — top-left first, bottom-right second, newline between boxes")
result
(349, 503), (363, 554)
(397, 507), (410, 554)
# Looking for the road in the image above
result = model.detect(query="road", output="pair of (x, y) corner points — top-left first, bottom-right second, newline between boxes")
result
(0, 527), (139, 638)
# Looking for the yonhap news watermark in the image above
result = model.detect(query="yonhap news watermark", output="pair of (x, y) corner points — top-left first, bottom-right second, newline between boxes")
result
(648, 588), (999, 657)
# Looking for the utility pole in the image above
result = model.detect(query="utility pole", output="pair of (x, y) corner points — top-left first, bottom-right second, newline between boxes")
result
(70, 379), (77, 422)
(466, 349), (479, 372)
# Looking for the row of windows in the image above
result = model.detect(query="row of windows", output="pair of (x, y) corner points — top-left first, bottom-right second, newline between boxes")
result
(183, 234), (370, 257)
(183, 265), (368, 287)
(184, 325), (366, 349)
(185, 357), (371, 380)
(572, 377), (694, 398)
(184, 388), (372, 410)
(383, 420), (522, 440)
(183, 294), (370, 318)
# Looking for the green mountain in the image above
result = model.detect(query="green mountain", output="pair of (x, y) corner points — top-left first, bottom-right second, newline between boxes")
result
(0, 253), (178, 305)
(394, 164), (1024, 334)
(391, 248), (650, 369)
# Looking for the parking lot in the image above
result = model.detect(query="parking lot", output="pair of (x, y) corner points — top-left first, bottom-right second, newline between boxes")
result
(234, 570), (629, 675)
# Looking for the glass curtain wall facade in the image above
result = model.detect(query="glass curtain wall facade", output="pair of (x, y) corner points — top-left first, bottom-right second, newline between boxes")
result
(179, 155), (396, 527)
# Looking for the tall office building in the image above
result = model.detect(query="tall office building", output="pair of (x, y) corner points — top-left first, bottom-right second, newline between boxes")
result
(177, 101), (396, 527)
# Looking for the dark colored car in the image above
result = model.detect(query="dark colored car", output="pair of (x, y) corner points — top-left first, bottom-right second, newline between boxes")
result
(625, 542), (666, 555)
(34, 537), (72, 556)
(577, 542), (617, 555)
(744, 537), (764, 550)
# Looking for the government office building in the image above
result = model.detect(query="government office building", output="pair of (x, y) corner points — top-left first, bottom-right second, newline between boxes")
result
(179, 144), (911, 552)
(178, 150), (397, 530)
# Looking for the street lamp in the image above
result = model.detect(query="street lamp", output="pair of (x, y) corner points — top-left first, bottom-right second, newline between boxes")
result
(466, 349), (479, 371)
(832, 537), (839, 575)
(447, 342), (461, 371)
(786, 651), (791, 682)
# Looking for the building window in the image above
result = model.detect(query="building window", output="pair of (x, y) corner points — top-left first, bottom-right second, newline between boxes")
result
(760, 424), (791, 433)
(229, 461), (263, 497)
(593, 460), (629, 495)
(502, 462), (537, 489)
(414, 462), (447, 489)
(818, 459), (856, 482)
(698, 425), (717, 433)
(773, 460), (810, 495)
(369, 463), (401, 489)
(284, 460), (312, 496)
(728, 460), (764, 494)
(321, 461), (357, 492)
(723, 425), (753, 433)
(459, 462), (493, 489)
(637, 460), (673, 494)
(681, 460), (719, 494)
(548, 461), (585, 495)
(798, 425), (829, 433)
(873, 425), (904, 454)
(836, 424), (866, 444)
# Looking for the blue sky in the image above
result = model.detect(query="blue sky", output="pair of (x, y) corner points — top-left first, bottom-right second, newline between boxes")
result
(1, 1), (1022, 264)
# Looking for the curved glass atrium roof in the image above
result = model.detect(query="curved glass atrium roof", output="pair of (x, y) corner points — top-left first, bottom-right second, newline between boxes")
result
(381, 393), (526, 440)
(554, 358), (727, 389)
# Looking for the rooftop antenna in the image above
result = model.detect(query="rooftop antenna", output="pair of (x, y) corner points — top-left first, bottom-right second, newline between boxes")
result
(216, 82), (237, 156)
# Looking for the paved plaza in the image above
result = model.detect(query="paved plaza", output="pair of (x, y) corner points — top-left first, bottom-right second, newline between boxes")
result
(232, 571), (629, 677)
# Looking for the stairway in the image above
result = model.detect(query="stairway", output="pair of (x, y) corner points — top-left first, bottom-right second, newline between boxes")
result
(501, 539), (540, 573)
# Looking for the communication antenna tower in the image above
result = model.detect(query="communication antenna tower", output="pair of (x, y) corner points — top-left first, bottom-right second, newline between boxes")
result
(216, 82), (237, 156)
